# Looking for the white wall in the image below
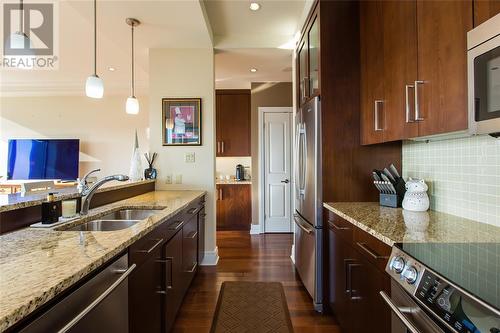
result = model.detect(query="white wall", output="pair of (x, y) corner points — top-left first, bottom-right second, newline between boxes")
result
(0, 95), (149, 179)
(148, 48), (217, 260)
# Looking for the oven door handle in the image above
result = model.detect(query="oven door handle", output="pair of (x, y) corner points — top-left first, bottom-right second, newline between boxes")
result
(380, 291), (421, 333)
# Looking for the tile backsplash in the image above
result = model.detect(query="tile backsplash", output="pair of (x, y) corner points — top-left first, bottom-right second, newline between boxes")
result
(403, 135), (500, 226)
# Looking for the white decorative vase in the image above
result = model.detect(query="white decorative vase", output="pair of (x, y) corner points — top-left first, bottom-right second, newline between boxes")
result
(402, 178), (430, 212)
(129, 130), (143, 181)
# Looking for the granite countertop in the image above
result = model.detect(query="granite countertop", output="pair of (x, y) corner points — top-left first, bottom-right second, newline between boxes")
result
(0, 190), (205, 332)
(323, 202), (500, 246)
(0, 179), (155, 213)
(216, 179), (252, 185)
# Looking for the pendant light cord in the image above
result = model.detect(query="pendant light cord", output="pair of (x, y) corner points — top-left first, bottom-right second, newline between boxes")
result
(131, 23), (135, 97)
(93, 0), (97, 76)
(19, 0), (24, 33)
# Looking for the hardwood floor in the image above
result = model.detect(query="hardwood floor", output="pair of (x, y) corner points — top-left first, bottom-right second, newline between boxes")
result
(172, 231), (340, 332)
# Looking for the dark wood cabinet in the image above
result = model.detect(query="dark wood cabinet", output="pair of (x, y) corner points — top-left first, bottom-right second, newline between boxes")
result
(163, 230), (183, 333)
(216, 184), (251, 231)
(474, 0), (500, 26)
(296, 6), (320, 106)
(198, 207), (206, 264)
(129, 236), (163, 333)
(129, 196), (205, 333)
(326, 209), (391, 333)
(416, 0), (472, 137)
(360, 0), (472, 144)
(216, 90), (251, 157)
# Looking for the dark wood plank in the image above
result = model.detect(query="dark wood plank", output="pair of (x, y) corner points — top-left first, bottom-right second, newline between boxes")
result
(215, 90), (251, 157)
(416, 0), (472, 137)
(382, 0), (418, 141)
(474, 0), (500, 26)
(216, 185), (251, 231)
(171, 231), (340, 333)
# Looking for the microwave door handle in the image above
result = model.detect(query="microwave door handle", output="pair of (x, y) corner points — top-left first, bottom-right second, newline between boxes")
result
(379, 291), (421, 333)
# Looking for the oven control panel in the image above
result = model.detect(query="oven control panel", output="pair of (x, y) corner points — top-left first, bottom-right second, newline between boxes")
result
(387, 247), (500, 333)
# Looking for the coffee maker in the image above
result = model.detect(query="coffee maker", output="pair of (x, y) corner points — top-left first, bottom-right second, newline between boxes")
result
(235, 164), (245, 181)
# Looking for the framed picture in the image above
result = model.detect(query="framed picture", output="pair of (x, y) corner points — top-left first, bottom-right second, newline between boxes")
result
(162, 98), (202, 146)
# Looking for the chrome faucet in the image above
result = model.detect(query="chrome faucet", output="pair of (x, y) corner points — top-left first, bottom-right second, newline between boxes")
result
(80, 173), (129, 215)
(77, 168), (101, 195)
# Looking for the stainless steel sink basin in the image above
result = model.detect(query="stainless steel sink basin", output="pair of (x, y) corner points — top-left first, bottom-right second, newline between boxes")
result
(66, 220), (141, 231)
(99, 209), (161, 221)
(62, 208), (163, 231)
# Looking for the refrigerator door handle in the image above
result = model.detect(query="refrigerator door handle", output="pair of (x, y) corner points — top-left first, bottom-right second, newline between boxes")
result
(294, 123), (301, 198)
(294, 214), (313, 234)
(301, 122), (308, 197)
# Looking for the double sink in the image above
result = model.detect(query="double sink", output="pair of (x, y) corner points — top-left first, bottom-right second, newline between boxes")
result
(60, 208), (163, 232)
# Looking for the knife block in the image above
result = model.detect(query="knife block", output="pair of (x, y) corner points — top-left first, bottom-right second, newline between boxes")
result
(379, 193), (400, 208)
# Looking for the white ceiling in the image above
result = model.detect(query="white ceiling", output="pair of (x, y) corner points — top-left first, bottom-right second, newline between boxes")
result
(215, 48), (292, 89)
(1, 0), (213, 96)
(204, 0), (306, 48)
(205, 0), (310, 89)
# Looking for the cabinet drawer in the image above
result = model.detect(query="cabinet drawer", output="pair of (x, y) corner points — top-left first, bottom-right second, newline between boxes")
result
(326, 210), (353, 243)
(129, 228), (164, 268)
(182, 216), (198, 289)
(353, 227), (391, 271)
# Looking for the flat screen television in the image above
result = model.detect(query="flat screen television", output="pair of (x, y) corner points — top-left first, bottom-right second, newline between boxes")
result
(7, 139), (79, 181)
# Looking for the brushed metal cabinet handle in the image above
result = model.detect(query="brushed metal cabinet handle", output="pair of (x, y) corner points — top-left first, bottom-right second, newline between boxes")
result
(185, 262), (197, 273)
(356, 242), (388, 260)
(329, 221), (350, 231)
(168, 221), (184, 231)
(380, 291), (421, 333)
(137, 238), (164, 253)
(187, 207), (197, 214)
(221, 141), (225, 153)
(374, 100), (384, 131)
(57, 264), (136, 333)
(217, 141), (220, 154)
(414, 80), (424, 121)
(405, 84), (414, 123)
(185, 231), (198, 239)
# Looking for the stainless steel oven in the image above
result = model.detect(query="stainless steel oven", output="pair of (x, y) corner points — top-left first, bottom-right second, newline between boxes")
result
(468, 13), (500, 136)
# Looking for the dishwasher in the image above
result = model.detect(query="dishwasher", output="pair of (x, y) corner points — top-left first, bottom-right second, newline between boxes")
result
(19, 253), (135, 333)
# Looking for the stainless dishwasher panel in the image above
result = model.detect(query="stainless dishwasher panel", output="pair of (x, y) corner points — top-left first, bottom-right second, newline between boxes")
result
(20, 254), (133, 333)
(381, 280), (444, 333)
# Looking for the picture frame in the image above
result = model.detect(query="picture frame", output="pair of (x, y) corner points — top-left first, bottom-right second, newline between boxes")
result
(162, 98), (202, 146)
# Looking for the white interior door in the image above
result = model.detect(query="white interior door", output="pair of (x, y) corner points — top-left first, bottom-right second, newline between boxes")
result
(264, 112), (292, 232)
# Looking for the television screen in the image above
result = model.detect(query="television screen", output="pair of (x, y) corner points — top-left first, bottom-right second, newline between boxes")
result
(7, 139), (79, 181)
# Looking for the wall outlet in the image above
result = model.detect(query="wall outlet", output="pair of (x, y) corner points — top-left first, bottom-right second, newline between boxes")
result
(175, 174), (183, 184)
(165, 174), (172, 184)
(185, 152), (195, 163)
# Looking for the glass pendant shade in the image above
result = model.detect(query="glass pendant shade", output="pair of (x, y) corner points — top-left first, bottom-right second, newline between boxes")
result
(126, 96), (139, 114)
(85, 75), (104, 98)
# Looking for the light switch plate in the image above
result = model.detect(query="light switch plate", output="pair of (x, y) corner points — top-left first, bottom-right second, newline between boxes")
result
(175, 174), (183, 184)
(185, 152), (195, 163)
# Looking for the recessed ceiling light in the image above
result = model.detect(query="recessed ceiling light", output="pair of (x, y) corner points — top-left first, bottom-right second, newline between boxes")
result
(108, 67), (116, 71)
(249, 2), (260, 11)
(250, 68), (258, 73)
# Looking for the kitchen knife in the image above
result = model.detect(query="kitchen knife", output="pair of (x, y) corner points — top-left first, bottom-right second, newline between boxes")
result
(389, 164), (400, 178)
(372, 171), (381, 181)
(386, 181), (397, 194)
(373, 181), (383, 193)
(383, 168), (396, 183)
(377, 181), (387, 194)
(381, 173), (393, 184)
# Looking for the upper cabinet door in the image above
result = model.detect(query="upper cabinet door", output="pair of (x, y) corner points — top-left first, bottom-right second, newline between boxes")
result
(381, 0), (418, 142)
(216, 90), (251, 157)
(474, 0), (500, 27)
(308, 15), (320, 97)
(415, 0), (472, 137)
(298, 39), (309, 105)
(360, 0), (386, 145)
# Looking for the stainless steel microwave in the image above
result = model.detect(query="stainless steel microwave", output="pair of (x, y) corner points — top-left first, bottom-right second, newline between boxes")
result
(468, 13), (500, 137)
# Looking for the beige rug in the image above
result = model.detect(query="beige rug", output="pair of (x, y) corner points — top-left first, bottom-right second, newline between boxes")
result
(210, 281), (294, 333)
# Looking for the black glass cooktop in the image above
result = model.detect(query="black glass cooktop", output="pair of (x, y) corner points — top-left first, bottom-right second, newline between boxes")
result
(397, 243), (500, 311)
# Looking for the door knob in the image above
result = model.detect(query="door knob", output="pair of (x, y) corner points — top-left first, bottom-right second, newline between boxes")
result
(281, 179), (290, 184)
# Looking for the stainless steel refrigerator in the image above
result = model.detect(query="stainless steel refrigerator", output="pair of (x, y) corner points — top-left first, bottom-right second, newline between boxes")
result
(294, 96), (323, 312)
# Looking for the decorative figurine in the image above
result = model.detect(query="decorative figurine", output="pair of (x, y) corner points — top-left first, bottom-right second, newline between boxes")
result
(402, 178), (430, 212)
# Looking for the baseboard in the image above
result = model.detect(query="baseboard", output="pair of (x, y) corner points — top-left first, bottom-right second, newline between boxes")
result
(200, 246), (219, 266)
(290, 244), (295, 264)
(250, 224), (261, 235)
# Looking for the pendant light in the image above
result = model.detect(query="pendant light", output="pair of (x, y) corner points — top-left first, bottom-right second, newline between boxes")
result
(125, 18), (140, 114)
(85, 0), (104, 98)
